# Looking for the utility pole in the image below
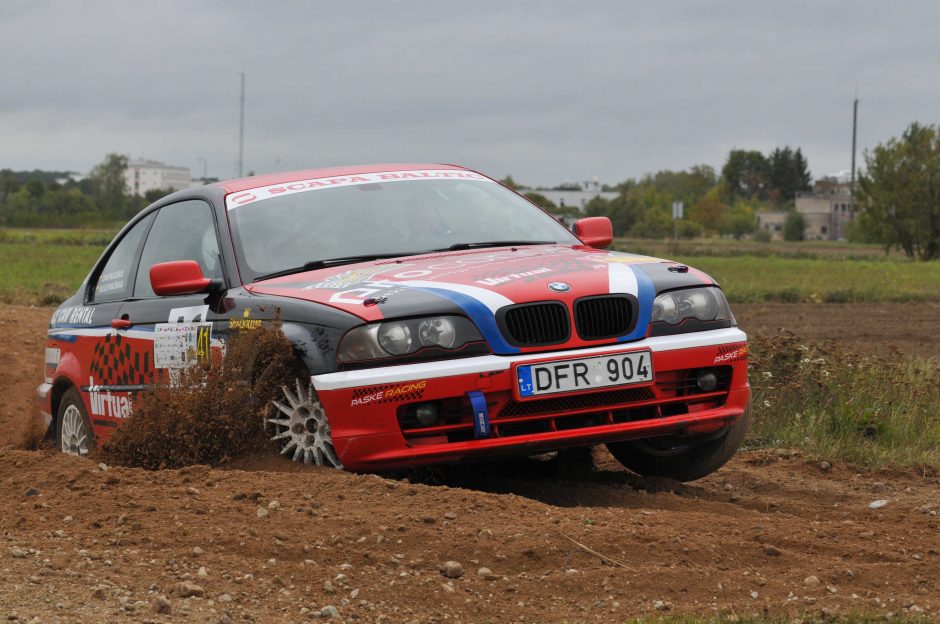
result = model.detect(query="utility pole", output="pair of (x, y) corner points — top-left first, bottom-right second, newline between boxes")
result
(238, 72), (245, 178)
(849, 94), (858, 215)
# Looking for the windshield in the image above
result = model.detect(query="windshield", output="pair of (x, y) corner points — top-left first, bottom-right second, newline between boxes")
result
(227, 173), (580, 281)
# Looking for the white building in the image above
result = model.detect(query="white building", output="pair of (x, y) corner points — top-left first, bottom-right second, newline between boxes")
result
(795, 178), (854, 240)
(124, 160), (192, 196)
(528, 179), (619, 212)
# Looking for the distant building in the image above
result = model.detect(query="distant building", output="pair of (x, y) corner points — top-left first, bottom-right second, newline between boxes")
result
(755, 210), (788, 240)
(795, 177), (854, 240)
(54, 172), (86, 185)
(124, 159), (192, 196)
(528, 178), (619, 212)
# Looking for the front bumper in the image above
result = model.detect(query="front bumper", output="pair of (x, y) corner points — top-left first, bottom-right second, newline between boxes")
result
(312, 327), (750, 471)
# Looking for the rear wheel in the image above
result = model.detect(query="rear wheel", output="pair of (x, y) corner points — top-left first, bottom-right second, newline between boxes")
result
(56, 388), (94, 457)
(606, 411), (749, 481)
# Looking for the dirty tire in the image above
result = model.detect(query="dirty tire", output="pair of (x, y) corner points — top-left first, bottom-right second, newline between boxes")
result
(268, 378), (343, 468)
(56, 387), (94, 457)
(606, 411), (749, 482)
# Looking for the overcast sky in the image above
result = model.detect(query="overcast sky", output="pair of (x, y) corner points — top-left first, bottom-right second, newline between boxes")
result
(1, 1), (938, 186)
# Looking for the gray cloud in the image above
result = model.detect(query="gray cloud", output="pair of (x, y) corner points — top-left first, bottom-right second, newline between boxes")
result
(1, 0), (938, 186)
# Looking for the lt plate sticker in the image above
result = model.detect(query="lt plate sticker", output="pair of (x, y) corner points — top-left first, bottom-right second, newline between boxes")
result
(154, 323), (212, 369)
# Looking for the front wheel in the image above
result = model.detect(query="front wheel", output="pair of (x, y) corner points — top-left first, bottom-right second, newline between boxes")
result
(606, 411), (749, 481)
(268, 379), (343, 468)
(56, 388), (94, 457)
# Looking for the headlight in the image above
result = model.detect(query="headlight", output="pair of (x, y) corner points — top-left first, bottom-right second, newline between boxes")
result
(378, 322), (413, 355)
(338, 316), (484, 363)
(651, 287), (732, 325)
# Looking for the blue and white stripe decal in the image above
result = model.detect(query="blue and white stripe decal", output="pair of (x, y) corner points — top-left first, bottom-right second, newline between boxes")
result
(608, 263), (655, 342)
(48, 326), (156, 342)
(394, 280), (519, 353)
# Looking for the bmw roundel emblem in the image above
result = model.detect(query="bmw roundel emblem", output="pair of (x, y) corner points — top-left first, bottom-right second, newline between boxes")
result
(548, 282), (571, 293)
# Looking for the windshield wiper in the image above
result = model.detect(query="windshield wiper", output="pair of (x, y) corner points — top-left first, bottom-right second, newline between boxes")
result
(253, 252), (416, 282)
(434, 240), (557, 252)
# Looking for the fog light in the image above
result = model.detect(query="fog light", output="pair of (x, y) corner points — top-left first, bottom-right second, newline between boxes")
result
(696, 370), (718, 392)
(414, 403), (439, 427)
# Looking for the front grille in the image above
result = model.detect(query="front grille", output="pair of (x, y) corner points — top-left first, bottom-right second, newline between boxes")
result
(574, 295), (635, 340)
(498, 302), (569, 346)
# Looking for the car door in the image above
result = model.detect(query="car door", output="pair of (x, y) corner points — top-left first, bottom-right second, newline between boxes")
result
(66, 212), (155, 438)
(115, 199), (228, 380)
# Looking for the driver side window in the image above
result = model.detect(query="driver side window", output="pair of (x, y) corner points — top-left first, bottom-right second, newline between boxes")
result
(134, 200), (222, 298)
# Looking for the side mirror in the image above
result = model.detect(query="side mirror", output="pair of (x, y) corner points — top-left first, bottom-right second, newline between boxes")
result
(150, 260), (214, 297)
(574, 216), (613, 249)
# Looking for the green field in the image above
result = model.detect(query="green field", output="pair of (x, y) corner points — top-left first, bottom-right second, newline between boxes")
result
(670, 255), (940, 303)
(0, 228), (111, 304)
(3, 229), (940, 306)
(613, 238), (940, 304)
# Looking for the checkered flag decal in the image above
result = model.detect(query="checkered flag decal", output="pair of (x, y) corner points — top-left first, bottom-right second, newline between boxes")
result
(89, 333), (151, 386)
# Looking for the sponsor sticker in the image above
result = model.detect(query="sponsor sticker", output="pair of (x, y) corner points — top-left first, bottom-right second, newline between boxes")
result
(474, 267), (552, 286)
(225, 169), (494, 209)
(714, 344), (748, 364)
(51, 306), (95, 326)
(229, 307), (263, 330)
(350, 380), (427, 407)
(96, 269), (125, 294)
(87, 377), (132, 419)
(303, 265), (410, 290)
(154, 323), (213, 369)
(45, 347), (61, 366)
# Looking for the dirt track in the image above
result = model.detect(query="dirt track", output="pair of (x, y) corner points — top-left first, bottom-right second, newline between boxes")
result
(1, 303), (939, 621)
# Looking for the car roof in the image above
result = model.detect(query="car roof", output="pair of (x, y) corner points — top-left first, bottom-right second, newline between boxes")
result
(215, 163), (471, 194)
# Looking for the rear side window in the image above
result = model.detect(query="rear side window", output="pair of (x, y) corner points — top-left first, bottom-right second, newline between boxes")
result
(134, 200), (222, 298)
(91, 213), (154, 302)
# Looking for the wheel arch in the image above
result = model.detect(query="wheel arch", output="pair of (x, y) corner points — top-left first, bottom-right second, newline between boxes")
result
(49, 376), (80, 439)
(280, 321), (335, 376)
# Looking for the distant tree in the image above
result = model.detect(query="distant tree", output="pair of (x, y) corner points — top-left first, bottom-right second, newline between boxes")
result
(88, 153), (130, 217)
(768, 146), (812, 204)
(499, 175), (520, 190)
(0, 170), (21, 201)
(630, 207), (673, 239)
(856, 122), (940, 260)
(585, 194), (641, 236)
(0, 186), (98, 227)
(144, 187), (176, 203)
(722, 150), (770, 200)
(783, 210), (806, 241)
(720, 201), (757, 240)
(689, 184), (730, 234)
(25, 179), (45, 199)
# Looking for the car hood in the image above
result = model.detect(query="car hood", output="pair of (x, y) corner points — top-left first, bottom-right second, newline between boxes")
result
(247, 244), (714, 334)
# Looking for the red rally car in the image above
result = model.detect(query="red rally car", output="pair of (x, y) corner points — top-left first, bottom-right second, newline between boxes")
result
(39, 163), (750, 480)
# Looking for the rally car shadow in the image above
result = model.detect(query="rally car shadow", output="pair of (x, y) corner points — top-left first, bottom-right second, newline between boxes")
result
(400, 447), (711, 509)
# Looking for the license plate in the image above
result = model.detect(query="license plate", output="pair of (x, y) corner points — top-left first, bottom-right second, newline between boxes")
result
(516, 350), (653, 398)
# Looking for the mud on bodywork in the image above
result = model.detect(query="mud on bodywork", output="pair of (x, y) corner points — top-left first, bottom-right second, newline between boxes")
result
(103, 324), (305, 469)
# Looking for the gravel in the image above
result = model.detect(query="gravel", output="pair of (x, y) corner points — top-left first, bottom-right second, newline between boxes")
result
(152, 596), (172, 614)
(442, 561), (464, 579)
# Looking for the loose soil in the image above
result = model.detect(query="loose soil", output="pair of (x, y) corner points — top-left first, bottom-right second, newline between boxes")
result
(1, 304), (938, 622)
(734, 302), (940, 359)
